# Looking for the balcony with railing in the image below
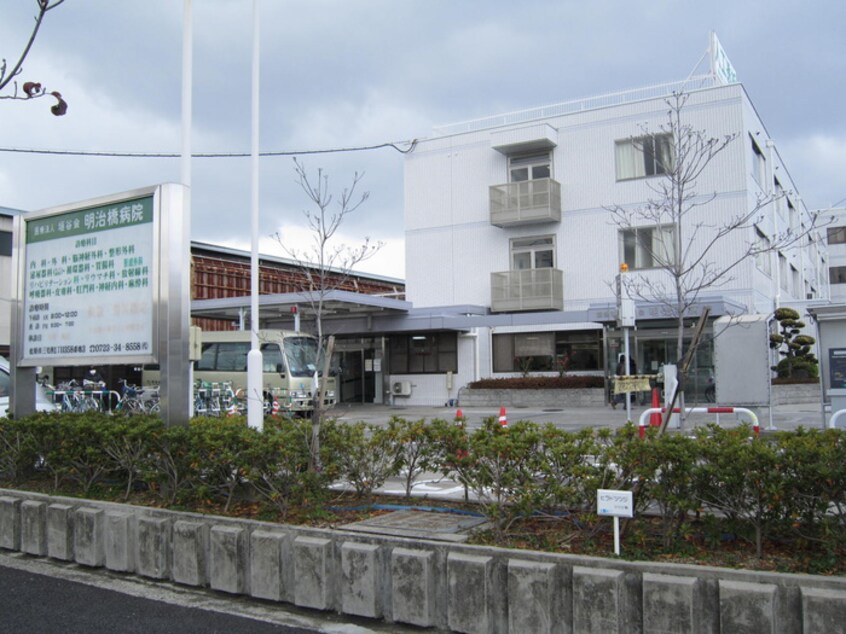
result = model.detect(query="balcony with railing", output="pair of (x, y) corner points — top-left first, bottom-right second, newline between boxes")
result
(489, 178), (561, 227)
(490, 268), (564, 312)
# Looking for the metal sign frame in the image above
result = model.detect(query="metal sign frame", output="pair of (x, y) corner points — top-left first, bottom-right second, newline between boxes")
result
(10, 184), (191, 425)
(14, 187), (160, 367)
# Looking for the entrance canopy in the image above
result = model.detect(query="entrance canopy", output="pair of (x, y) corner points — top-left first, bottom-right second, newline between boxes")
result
(191, 290), (604, 336)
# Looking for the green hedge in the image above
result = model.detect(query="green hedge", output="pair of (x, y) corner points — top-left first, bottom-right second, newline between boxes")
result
(1, 412), (844, 559)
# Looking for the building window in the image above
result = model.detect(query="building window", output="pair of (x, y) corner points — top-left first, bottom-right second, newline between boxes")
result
(389, 332), (457, 374)
(831, 266), (846, 285)
(492, 330), (601, 373)
(828, 226), (846, 245)
(615, 133), (673, 180)
(788, 199), (798, 234)
(774, 179), (785, 219)
(755, 228), (771, 276)
(511, 235), (555, 270)
(509, 152), (551, 183)
(619, 225), (675, 270)
(779, 253), (789, 291)
(0, 231), (11, 257)
(751, 137), (766, 185)
(791, 265), (800, 296)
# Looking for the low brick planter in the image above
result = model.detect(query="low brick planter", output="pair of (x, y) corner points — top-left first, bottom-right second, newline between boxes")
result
(2, 489), (844, 633)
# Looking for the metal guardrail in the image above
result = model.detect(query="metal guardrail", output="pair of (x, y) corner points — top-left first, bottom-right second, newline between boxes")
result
(830, 408), (846, 429)
(433, 75), (718, 136)
(638, 406), (760, 437)
(490, 268), (564, 312)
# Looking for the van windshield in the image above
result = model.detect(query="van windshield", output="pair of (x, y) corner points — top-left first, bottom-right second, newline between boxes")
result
(283, 336), (320, 378)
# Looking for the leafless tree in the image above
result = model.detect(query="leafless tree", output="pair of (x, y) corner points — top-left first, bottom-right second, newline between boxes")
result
(1, 0), (68, 116)
(607, 92), (828, 412)
(274, 158), (383, 469)
(608, 92), (827, 358)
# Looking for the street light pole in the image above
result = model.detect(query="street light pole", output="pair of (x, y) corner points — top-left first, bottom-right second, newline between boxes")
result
(181, 0), (194, 423)
(246, 0), (263, 429)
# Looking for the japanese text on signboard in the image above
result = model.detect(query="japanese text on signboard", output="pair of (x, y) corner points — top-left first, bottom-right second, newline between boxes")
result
(22, 196), (155, 363)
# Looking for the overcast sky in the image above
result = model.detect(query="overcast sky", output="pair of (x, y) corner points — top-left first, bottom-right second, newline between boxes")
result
(2, 1), (845, 279)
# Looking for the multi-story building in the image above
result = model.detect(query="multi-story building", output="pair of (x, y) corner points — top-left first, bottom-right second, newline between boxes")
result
(826, 208), (846, 303)
(12, 41), (835, 409)
(0, 207), (19, 358)
(401, 63), (825, 404)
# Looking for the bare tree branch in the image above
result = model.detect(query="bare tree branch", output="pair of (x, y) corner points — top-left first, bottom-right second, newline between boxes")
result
(0, 0), (68, 116)
(605, 91), (828, 420)
(273, 158), (384, 469)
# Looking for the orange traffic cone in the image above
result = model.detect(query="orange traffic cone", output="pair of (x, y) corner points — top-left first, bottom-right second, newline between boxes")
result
(271, 398), (280, 416)
(454, 408), (464, 425)
(498, 406), (508, 427)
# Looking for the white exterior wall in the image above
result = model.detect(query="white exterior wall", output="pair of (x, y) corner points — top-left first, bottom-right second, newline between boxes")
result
(401, 82), (824, 405)
(406, 84), (820, 314)
(387, 331), (478, 407)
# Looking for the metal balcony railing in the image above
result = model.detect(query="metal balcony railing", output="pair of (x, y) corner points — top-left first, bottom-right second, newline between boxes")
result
(489, 178), (562, 227)
(490, 268), (564, 312)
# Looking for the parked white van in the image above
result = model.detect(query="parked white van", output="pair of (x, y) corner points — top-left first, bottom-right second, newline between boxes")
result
(144, 330), (336, 414)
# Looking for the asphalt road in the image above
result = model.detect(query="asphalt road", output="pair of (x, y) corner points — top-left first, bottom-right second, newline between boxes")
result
(0, 553), (410, 634)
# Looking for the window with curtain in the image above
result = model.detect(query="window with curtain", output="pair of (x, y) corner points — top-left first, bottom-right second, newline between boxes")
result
(389, 332), (458, 374)
(779, 253), (789, 291)
(615, 133), (673, 180)
(492, 330), (601, 372)
(619, 225), (675, 270)
(790, 265), (800, 296)
(828, 226), (846, 245)
(830, 266), (846, 285)
(755, 228), (772, 276)
(511, 235), (555, 270)
(508, 152), (551, 182)
(751, 137), (766, 185)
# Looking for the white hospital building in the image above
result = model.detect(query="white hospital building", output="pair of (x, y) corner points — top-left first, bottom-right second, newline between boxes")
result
(190, 39), (832, 407)
(394, 51), (826, 405)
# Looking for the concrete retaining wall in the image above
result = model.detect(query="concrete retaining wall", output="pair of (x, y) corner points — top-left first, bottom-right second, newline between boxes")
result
(1, 489), (844, 633)
(459, 388), (606, 408)
(771, 382), (821, 405)
(460, 384), (820, 409)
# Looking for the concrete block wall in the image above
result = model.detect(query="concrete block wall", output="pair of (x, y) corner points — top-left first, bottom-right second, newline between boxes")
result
(1, 490), (845, 633)
(771, 382), (821, 405)
(458, 388), (606, 408)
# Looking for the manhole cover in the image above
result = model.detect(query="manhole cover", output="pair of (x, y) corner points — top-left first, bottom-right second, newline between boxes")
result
(339, 509), (486, 542)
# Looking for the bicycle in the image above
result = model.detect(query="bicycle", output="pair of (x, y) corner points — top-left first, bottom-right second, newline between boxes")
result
(115, 379), (154, 415)
(53, 380), (101, 413)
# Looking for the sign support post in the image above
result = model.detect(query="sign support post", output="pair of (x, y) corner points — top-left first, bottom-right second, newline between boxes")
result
(597, 488), (634, 556)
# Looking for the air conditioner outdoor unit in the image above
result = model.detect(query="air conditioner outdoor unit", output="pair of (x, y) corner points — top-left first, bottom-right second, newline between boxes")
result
(392, 381), (412, 396)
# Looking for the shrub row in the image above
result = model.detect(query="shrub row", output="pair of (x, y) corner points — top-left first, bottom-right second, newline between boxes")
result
(1, 413), (844, 559)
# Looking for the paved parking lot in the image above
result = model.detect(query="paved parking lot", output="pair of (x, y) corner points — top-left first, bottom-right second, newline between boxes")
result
(329, 400), (832, 432)
(326, 400), (836, 507)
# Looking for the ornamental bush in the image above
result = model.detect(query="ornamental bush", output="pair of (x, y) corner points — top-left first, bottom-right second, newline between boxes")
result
(2, 412), (845, 563)
(769, 307), (819, 378)
(467, 376), (604, 389)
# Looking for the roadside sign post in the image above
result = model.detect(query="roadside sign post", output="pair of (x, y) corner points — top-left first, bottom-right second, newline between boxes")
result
(597, 489), (634, 555)
(11, 184), (192, 425)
